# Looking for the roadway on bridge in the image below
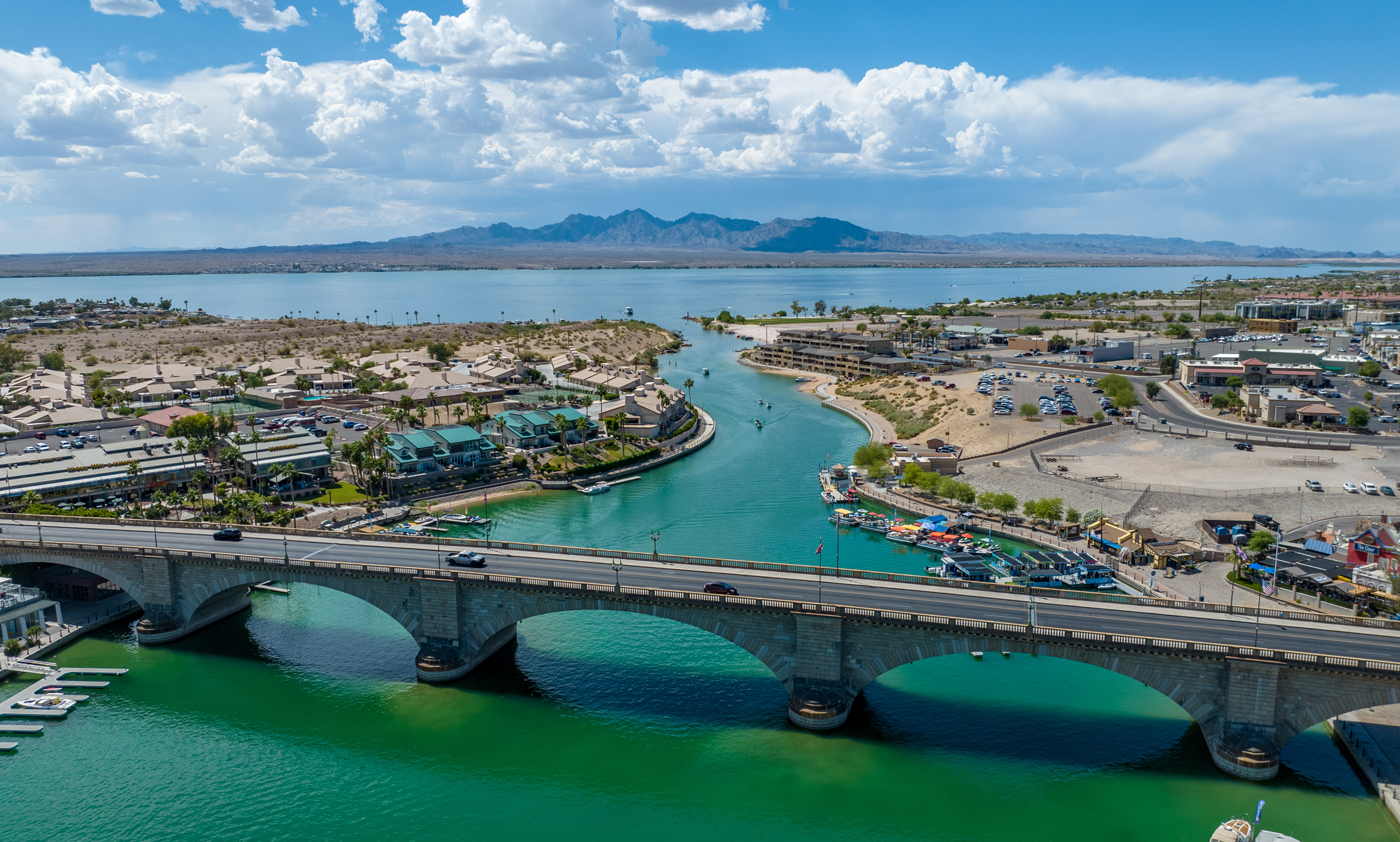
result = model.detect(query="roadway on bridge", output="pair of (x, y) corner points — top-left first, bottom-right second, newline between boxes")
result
(6, 519), (1399, 662)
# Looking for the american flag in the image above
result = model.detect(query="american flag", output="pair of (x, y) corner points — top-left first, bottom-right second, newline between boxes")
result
(815, 541), (823, 556)
(1263, 579), (1276, 597)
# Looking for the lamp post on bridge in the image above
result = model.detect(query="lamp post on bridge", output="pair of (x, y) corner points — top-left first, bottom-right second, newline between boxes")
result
(283, 533), (289, 564)
(613, 557), (623, 592)
(650, 530), (660, 562)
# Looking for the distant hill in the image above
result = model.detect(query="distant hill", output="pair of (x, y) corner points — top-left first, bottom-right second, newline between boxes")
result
(288, 209), (1382, 259)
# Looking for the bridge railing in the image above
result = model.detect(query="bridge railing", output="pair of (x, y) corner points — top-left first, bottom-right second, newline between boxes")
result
(5, 514), (1399, 632)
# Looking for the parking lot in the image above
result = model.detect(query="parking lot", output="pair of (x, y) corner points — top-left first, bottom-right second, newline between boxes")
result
(970, 365), (1121, 425)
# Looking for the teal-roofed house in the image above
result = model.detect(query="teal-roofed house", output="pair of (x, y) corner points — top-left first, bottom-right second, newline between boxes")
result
(384, 425), (498, 483)
(483, 407), (597, 450)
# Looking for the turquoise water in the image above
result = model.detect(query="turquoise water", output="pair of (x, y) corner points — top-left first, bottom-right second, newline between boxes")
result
(1, 267), (1395, 840)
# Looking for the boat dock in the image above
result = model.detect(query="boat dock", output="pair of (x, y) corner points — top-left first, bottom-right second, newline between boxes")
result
(0, 665), (128, 748)
(572, 476), (641, 492)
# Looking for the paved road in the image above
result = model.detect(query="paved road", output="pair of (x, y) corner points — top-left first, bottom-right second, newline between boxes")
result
(7, 519), (1400, 662)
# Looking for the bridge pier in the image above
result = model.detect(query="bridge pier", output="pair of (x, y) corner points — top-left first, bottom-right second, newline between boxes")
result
(786, 613), (850, 730)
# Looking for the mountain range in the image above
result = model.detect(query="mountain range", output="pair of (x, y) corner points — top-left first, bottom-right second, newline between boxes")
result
(287, 209), (1387, 260)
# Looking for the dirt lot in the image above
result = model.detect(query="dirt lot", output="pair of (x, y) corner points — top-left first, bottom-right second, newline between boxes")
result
(10, 318), (676, 375)
(1047, 431), (1400, 495)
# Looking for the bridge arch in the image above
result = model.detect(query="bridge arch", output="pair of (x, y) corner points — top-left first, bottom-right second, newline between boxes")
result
(0, 555), (148, 608)
(843, 635), (1228, 738)
(176, 567), (422, 640)
(468, 595), (798, 687)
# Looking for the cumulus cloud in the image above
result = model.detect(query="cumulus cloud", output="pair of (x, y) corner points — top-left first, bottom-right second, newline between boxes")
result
(392, 4), (571, 77)
(618, 0), (767, 32)
(341, 0), (385, 43)
(4, 0), (1400, 253)
(14, 62), (206, 163)
(123, 170), (159, 177)
(90, 0), (164, 17)
(178, 0), (304, 32)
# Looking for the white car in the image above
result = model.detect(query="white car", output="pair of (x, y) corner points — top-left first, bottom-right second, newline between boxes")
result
(1344, 482), (1360, 493)
(1363, 482), (1379, 495)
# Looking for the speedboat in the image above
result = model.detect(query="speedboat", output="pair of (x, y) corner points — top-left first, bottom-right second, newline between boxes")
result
(702, 368), (710, 375)
(886, 530), (919, 545)
(580, 482), (611, 495)
(859, 519), (890, 534)
(441, 514), (471, 523)
(754, 419), (763, 429)
(15, 696), (76, 710)
(766, 402), (771, 408)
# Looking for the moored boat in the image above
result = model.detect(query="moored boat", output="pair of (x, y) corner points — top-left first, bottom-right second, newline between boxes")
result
(16, 695), (76, 710)
(579, 482), (611, 495)
(859, 519), (891, 533)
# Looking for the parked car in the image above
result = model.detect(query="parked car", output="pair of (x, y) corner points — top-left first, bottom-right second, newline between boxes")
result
(1384, 486), (1397, 497)
(35, 431), (46, 439)
(213, 528), (243, 541)
(1233, 442), (1254, 451)
(446, 551), (486, 567)
(1344, 482), (1360, 493)
(1253, 514), (1280, 530)
(1305, 479), (1323, 491)
(1363, 482), (1380, 495)
(55, 428), (68, 437)
(353, 424), (368, 431)
(343, 420), (357, 428)
(702, 581), (739, 595)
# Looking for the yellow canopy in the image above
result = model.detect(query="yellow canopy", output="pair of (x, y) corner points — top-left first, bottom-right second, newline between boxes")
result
(834, 508), (853, 514)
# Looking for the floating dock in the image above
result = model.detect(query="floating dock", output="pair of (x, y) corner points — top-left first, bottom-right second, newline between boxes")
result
(0, 665), (127, 749)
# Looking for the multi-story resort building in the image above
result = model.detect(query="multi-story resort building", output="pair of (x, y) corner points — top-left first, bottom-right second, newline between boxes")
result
(749, 329), (920, 379)
(221, 427), (332, 492)
(382, 425), (499, 491)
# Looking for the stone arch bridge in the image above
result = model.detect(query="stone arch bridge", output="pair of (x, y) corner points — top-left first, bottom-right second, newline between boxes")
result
(5, 539), (1400, 782)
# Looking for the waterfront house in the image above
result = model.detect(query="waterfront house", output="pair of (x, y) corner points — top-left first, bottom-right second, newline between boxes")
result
(597, 382), (687, 438)
(0, 579), (60, 645)
(383, 425), (498, 489)
(483, 407), (597, 450)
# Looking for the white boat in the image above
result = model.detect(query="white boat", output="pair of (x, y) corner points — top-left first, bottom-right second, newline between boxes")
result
(15, 695), (76, 710)
(580, 482), (611, 495)
(885, 530), (919, 545)
(624, 306), (633, 316)
(702, 368), (710, 376)
(441, 514), (471, 523)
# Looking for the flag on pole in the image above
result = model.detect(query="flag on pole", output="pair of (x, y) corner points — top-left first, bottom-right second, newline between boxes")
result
(1263, 579), (1275, 597)
(815, 540), (823, 556)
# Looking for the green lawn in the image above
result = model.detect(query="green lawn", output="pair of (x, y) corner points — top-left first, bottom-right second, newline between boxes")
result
(306, 482), (368, 505)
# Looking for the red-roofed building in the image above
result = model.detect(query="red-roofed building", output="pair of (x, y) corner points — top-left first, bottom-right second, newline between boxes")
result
(1348, 526), (1399, 570)
(137, 405), (202, 435)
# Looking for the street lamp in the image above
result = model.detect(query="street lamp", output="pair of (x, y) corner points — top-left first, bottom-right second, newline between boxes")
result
(650, 530), (660, 561)
(613, 557), (623, 592)
(283, 533), (289, 564)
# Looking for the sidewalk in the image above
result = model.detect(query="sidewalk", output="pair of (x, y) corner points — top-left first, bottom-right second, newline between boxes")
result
(1332, 707), (1400, 825)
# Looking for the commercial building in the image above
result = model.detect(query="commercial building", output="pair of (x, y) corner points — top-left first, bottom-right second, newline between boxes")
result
(1076, 339), (1134, 363)
(1177, 358), (1324, 388)
(0, 579), (60, 644)
(749, 329), (920, 379)
(1246, 318), (1299, 334)
(1234, 299), (1345, 321)
(1190, 326), (1238, 339)
(1241, 386), (1334, 423)
(0, 437), (206, 505)
(1208, 347), (1326, 367)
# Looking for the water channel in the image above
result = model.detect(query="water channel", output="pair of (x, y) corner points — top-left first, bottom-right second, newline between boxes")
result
(1, 266), (1395, 840)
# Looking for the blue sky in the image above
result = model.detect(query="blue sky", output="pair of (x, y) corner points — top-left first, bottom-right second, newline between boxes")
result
(1, 0), (1397, 252)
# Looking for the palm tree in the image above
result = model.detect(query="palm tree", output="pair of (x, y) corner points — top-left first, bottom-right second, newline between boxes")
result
(552, 412), (572, 469)
(415, 404), (428, 428)
(452, 404), (466, 426)
(683, 377), (694, 403)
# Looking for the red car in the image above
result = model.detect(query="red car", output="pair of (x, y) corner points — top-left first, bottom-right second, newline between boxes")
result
(702, 581), (738, 595)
